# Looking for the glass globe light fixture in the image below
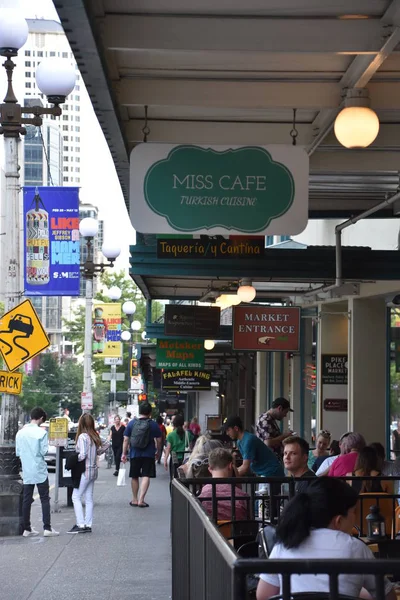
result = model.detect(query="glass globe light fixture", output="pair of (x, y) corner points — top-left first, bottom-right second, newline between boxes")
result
(131, 320), (141, 331)
(141, 331), (147, 341)
(121, 330), (131, 342)
(108, 286), (122, 301)
(36, 59), (76, 104)
(102, 242), (121, 261)
(334, 88), (379, 149)
(237, 279), (256, 302)
(204, 340), (215, 350)
(79, 217), (98, 238)
(0, 10), (29, 54)
(122, 301), (136, 316)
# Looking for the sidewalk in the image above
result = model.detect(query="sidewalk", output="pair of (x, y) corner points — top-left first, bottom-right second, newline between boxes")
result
(0, 461), (172, 600)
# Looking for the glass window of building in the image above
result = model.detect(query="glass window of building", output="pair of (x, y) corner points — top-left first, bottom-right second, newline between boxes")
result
(25, 61), (31, 67)
(62, 52), (68, 58)
(25, 72), (31, 77)
(63, 115), (68, 121)
(63, 125), (68, 131)
(26, 82), (31, 88)
(50, 51), (55, 57)
(75, 126), (80, 132)
(25, 50), (31, 56)
(37, 51), (43, 57)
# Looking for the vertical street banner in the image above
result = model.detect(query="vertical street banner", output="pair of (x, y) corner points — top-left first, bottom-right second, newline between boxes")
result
(23, 186), (80, 296)
(92, 302), (122, 358)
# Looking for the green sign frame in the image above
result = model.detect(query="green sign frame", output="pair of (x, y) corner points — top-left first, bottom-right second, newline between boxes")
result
(156, 339), (205, 369)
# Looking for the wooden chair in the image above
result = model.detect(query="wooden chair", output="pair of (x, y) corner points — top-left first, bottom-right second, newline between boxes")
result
(217, 519), (259, 550)
(354, 492), (395, 538)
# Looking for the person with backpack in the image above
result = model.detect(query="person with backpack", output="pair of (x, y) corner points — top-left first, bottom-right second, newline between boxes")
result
(164, 414), (194, 481)
(121, 403), (162, 507)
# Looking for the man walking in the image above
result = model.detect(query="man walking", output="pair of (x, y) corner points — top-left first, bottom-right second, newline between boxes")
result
(283, 436), (316, 493)
(16, 407), (59, 537)
(122, 403), (162, 507)
(256, 397), (294, 461)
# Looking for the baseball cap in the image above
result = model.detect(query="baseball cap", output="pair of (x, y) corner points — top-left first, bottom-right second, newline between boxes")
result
(271, 397), (293, 412)
(223, 415), (243, 430)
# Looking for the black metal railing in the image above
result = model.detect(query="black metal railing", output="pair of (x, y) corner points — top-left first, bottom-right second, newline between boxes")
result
(172, 477), (400, 600)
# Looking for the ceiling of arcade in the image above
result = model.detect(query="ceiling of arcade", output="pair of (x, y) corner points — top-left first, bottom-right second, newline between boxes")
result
(56, 0), (400, 304)
(57, 0), (400, 211)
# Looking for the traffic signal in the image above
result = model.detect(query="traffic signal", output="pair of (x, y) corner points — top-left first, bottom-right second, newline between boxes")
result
(130, 359), (139, 377)
(138, 393), (147, 402)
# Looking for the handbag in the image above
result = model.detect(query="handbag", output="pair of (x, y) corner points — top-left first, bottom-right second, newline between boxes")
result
(117, 465), (126, 486)
(183, 431), (192, 462)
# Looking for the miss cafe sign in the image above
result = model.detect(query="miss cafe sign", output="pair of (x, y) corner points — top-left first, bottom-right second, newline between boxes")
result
(232, 306), (300, 352)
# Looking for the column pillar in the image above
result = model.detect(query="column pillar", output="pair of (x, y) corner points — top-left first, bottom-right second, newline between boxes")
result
(272, 353), (283, 400)
(255, 352), (268, 418)
(348, 297), (387, 445)
(317, 303), (349, 440)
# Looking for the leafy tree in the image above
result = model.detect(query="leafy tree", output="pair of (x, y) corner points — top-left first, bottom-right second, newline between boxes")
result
(20, 373), (57, 417)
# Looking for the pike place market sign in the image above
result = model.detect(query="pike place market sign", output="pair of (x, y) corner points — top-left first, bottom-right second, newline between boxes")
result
(130, 144), (309, 235)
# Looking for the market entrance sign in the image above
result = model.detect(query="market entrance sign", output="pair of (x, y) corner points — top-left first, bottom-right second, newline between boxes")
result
(156, 339), (204, 369)
(130, 144), (308, 235)
(232, 306), (300, 352)
(162, 370), (212, 390)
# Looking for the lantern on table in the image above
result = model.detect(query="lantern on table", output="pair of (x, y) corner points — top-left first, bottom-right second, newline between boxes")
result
(366, 505), (386, 541)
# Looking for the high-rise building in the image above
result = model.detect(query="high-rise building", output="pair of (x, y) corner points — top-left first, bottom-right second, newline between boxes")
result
(14, 19), (86, 360)
(16, 19), (82, 187)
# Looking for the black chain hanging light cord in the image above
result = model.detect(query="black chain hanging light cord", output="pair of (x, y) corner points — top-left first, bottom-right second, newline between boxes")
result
(142, 105), (150, 142)
(290, 108), (298, 146)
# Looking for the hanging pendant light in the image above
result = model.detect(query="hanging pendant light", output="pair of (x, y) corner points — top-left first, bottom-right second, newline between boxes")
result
(334, 88), (379, 149)
(237, 279), (256, 302)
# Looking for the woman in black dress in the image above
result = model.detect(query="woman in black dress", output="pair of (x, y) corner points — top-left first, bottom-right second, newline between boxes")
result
(108, 416), (125, 476)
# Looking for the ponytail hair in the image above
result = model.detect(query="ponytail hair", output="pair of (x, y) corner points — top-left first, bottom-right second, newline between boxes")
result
(276, 478), (358, 549)
(173, 414), (185, 439)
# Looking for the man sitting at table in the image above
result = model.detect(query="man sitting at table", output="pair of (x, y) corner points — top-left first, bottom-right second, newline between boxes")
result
(283, 436), (316, 493)
(198, 448), (250, 520)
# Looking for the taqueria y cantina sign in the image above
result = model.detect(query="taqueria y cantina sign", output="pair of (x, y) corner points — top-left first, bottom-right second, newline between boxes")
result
(232, 306), (300, 352)
(162, 370), (211, 390)
(157, 236), (264, 259)
(130, 144), (309, 235)
(156, 339), (204, 369)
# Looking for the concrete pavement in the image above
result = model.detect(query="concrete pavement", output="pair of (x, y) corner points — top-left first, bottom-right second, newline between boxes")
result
(0, 460), (172, 600)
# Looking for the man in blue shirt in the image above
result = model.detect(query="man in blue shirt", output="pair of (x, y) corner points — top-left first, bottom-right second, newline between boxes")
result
(122, 403), (162, 507)
(15, 407), (59, 537)
(225, 415), (284, 477)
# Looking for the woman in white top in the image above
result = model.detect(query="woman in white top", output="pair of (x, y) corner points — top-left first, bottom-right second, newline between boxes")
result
(67, 414), (110, 534)
(256, 477), (395, 600)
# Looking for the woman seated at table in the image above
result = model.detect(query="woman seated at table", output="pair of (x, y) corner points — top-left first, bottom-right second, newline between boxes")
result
(347, 445), (392, 494)
(307, 429), (331, 470)
(256, 478), (395, 600)
(178, 435), (223, 479)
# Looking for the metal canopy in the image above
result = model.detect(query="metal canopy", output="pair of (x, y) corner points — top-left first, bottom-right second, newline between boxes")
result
(130, 240), (400, 300)
(56, 0), (400, 218)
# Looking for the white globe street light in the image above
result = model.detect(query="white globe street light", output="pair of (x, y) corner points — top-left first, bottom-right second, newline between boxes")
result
(102, 242), (121, 261)
(108, 286), (122, 301)
(131, 320), (141, 331)
(122, 301), (136, 316)
(79, 217), (98, 238)
(141, 331), (147, 341)
(36, 59), (77, 104)
(121, 330), (131, 342)
(0, 10), (28, 53)
(204, 340), (215, 350)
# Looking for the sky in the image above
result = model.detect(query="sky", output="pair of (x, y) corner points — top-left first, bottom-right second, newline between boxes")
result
(0, 0), (135, 273)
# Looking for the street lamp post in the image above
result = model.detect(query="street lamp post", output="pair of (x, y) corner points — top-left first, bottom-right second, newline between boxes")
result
(0, 10), (77, 535)
(79, 218), (121, 412)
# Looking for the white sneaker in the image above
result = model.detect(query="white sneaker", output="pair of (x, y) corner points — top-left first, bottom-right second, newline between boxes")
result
(22, 528), (39, 537)
(43, 528), (59, 537)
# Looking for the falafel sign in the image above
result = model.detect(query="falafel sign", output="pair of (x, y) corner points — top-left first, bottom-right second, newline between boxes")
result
(232, 306), (300, 352)
(130, 144), (308, 235)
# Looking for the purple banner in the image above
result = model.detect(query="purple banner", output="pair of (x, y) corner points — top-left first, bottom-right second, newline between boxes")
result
(23, 186), (80, 296)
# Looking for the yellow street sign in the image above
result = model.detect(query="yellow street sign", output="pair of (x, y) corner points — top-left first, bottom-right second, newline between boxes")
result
(0, 299), (50, 372)
(0, 370), (22, 394)
(48, 417), (69, 447)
